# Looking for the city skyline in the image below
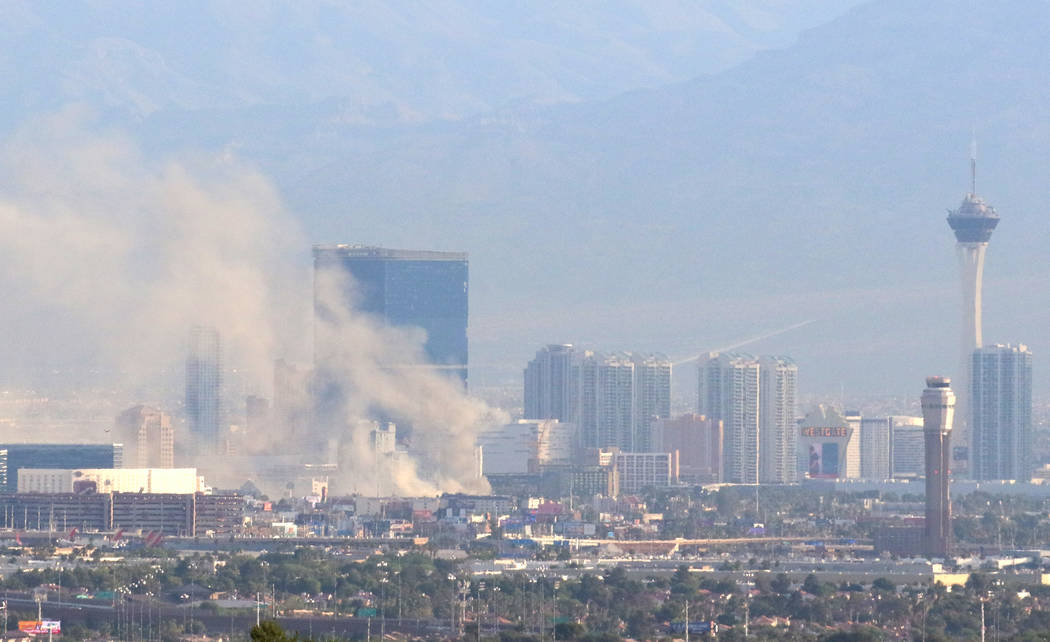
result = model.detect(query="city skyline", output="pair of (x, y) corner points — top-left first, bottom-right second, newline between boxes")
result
(3, 5), (1050, 639)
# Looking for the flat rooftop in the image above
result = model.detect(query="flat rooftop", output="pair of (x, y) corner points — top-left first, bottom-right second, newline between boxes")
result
(313, 245), (467, 261)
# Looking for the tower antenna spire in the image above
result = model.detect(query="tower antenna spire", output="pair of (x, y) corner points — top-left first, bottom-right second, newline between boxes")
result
(970, 131), (978, 194)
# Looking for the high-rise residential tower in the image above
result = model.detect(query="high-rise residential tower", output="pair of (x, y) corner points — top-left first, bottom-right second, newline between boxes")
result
(758, 356), (799, 484)
(921, 376), (955, 559)
(574, 352), (670, 451)
(528, 348), (670, 452)
(946, 146), (999, 475)
(970, 344), (1033, 481)
(186, 326), (223, 453)
(116, 405), (174, 469)
(631, 353), (673, 452)
(698, 353), (797, 484)
(698, 353), (760, 483)
(577, 352), (634, 450)
(860, 417), (893, 480)
(524, 344), (576, 422)
(313, 245), (469, 385)
(890, 417), (925, 478)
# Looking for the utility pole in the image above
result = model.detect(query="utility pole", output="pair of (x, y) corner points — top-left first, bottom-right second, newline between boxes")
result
(684, 600), (689, 642)
(980, 598), (986, 642)
(380, 576), (386, 641)
(744, 594), (750, 638)
(256, 592), (261, 626)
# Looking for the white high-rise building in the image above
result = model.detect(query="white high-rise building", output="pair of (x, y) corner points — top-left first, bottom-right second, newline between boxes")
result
(891, 417), (924, 478)
(632, 354), (672, 452)
(524, 344), (576, 422)
(698, 353), (796, 484)
(698, 353), (760, 483)
(527, 349), (669, 452)
(580, 352), (635, 449)
(860, 417), (893, 480)
(970, 344), (1033, 481)
(758, 357), (799, 484)
(115, 405), (174, 469)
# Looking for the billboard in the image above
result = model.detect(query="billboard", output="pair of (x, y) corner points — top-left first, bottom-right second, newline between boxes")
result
(669, 621), (717, 634)
(19, 620), (61, 635)
(808, 443), (840, 478)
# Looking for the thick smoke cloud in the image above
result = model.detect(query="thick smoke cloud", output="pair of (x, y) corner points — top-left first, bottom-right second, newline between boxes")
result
(0, 110), (500, 496)
(0, 109), (302, 392)
(314, 269), (501, 496)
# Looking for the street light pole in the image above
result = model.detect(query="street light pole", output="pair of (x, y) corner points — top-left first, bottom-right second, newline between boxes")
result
(380, 576), (387, 641)
(980, 598), (986, 642)
(685, 600), (689, 642)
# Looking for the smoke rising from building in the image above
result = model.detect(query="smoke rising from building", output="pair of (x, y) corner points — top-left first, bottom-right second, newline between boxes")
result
(0, 112), (500, 495)
(313, 267), (501, 495)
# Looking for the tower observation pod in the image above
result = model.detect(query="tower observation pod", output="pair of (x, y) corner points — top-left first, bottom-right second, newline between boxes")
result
(921, 376), (955, 559)
(946, 144), (999, 476)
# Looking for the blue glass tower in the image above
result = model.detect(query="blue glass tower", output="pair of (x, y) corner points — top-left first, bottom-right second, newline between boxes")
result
(313, 245), (469, 385)
(186, 326), (223, 452)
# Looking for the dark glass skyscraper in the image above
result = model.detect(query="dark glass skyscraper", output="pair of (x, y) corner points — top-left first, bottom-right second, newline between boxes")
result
(313, 245), (469, 384)
(186, 326), (223, 452)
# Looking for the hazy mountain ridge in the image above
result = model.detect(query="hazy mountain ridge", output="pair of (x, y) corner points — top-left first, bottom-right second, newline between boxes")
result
(0, 0), (861, 130)
(5, 0), (1050, 397)
(207, 0), (1050, 393)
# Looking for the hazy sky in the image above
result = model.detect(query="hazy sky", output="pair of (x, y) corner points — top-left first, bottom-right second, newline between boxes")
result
(0, 0), (1046, 409)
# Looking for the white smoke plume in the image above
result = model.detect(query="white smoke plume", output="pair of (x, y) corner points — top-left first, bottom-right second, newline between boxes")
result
(0, 109), (302, 392)
(0, 110), (501, 496)
(314, 268), (501, 495)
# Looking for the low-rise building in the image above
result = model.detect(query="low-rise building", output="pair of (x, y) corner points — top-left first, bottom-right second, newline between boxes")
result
(615, 452), (677, 494)
(18, 468), (202, 494)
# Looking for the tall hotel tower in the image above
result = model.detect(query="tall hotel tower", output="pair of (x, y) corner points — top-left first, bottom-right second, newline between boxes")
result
(524, 344), (576, 422)
(971, 344), (1033, 481)
(698, 353), (797, 484)
(921, 376), (955, 558)
(186, 325), (223, 453)
(946, 144), (999, 475)
(313, 245), (469, 385)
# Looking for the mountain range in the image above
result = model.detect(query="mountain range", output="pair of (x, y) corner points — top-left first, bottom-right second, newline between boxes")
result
(3, 0), (1049, 400)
